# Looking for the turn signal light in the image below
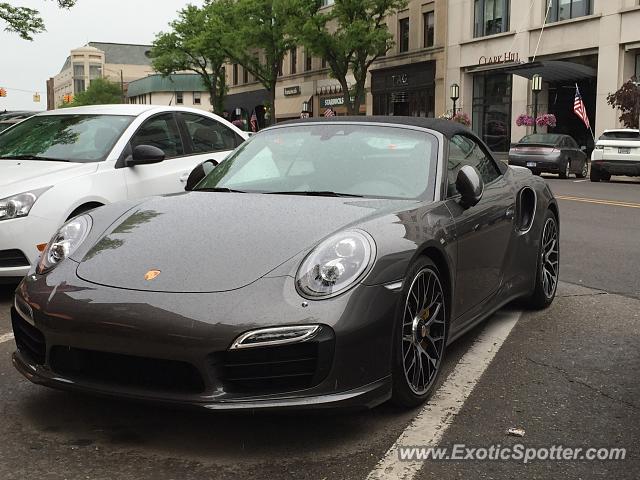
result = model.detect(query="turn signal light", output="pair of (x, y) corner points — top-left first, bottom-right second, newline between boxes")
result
(36, 243), (47, 252)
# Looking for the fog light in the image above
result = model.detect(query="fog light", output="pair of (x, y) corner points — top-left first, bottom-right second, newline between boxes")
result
(230, 325), (320, 350)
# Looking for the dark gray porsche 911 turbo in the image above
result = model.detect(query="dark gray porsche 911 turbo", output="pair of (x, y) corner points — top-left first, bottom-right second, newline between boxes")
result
(11, 117), (559, 410)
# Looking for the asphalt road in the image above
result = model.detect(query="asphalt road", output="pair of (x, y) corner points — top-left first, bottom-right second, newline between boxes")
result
(0, 175), (638, 480)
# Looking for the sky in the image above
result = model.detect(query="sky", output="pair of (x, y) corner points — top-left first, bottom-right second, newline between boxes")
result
(0, 0), (203, 111)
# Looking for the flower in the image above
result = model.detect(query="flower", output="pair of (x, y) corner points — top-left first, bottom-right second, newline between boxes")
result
(516, 114), (535, 127)
(536, 114), (557, 127)
(452, 112), (471, 126)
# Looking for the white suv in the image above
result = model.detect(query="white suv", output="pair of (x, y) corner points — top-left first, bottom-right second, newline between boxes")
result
(0, 104), (248, 282)
(591, 129), (640, 182)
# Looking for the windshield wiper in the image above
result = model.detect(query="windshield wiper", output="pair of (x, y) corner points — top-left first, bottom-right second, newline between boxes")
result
(267, 190), (364, 198)
(0, 154), (69, 162)
(195, 187), (246, 193)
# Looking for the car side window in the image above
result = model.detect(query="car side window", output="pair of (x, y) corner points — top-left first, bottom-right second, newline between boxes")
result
(181, 113), (241, 154)
(130, 114), (184, 159)
(567, 137), (578, 149)
(447, 134), (501, 197)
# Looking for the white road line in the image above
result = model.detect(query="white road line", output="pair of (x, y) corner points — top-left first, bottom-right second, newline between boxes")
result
(367, 309), (522, 480)
(573, 179), (587, 183)
(0, 332), (14, 344)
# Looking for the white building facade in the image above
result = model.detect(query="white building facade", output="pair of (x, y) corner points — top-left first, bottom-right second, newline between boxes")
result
(446, 0), (640, 155)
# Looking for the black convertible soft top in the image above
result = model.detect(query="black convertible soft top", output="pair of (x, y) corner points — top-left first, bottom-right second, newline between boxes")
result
(279, 116), (476, 140)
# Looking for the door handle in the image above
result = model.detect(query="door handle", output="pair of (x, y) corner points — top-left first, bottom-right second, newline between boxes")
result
(505, 206), (515, 219)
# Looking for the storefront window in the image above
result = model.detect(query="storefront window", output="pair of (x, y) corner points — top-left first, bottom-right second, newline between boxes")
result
(548, 0), (592, 22)
(474, 0), (509, 38)
(635, 53), (640, 80)
(472, 73), (512, 152)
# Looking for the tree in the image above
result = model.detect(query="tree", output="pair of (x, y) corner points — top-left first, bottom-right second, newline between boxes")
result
(0, 0), (76, 40)
(65, 78), (122, 107)
(151, 4), (227, 114)
(210, 0), (299, 121)
(293, 0), (407, 115)
(607, 77), (640, 129)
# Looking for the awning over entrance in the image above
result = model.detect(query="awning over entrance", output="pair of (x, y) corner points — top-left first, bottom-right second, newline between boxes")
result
(505, 61), (597, 82)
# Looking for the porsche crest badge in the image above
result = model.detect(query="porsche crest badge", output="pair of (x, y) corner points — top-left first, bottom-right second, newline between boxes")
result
(144, 270), (161, 281)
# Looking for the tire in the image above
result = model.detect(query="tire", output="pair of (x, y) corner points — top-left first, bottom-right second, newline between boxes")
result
(391, 258), (448, 408)
(559, 160), (571, 179)
(525, 210), (559, 310)
(590, 168), (600, 182)
(602, 171), (612, 182)
(576, 161), (588, 179)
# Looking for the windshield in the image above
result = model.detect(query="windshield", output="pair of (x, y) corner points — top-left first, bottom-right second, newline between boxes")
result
(195, 124), (438, 200)
(599, 131), (640, 141)
(519, 134), (562, 145)
(0, 114), (134, 163)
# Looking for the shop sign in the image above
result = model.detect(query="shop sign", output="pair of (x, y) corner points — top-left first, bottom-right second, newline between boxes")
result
(392, 74), (409, 87)
(320, 94), (355, 108)
(478, 51), (521, 66)
(284, 85), (301, 96)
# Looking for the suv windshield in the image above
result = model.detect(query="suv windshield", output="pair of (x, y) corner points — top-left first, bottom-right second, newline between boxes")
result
(599, 131), (640, 141)
(0, 114), (134, 163)
(195, 124), (438, 200)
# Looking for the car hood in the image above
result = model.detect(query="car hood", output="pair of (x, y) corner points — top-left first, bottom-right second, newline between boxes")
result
(76, 192), (415, 293)
(0, 160), (97, 196)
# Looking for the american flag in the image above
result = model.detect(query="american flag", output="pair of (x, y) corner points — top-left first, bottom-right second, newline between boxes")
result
(249, 110), (258, 132)
(323, 107), (335, 117)
(574, 85), (590, 129)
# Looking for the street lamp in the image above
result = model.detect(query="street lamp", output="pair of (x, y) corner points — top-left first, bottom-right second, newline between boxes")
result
(532, 74), (543, 134)
(450, 83), (460, 116)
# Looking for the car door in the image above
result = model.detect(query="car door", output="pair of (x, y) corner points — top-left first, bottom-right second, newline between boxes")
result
(176, 112), (245, 186)
(566, 136), (585, 170)
(444, 134), (515, 318)
(122, 113), (191, 199)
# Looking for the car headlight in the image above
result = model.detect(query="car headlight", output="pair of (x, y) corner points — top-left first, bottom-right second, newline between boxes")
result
(296, 230), (375, 299)
(0, 187), (51, 221)
(37, 214), (92, 274)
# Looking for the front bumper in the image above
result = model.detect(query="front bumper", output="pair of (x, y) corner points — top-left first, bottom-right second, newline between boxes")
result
(11, 263), (400, 411)
(0, 214), (59, 279)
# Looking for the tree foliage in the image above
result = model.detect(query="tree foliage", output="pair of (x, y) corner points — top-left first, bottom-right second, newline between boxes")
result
(65, 78), (122, 107)
(150, 4), (228, 114)
(293, 0), (407, 114)
(209, 0), (299, 120)
(607, 77), (640, 129)
(0, 0), (76, 40)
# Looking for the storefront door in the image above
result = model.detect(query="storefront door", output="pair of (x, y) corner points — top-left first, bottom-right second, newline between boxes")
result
(472, 73), (512, 152)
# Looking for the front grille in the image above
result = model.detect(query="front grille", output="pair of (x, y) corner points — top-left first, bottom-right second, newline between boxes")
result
(211, 327), (335, 394)
(0, 249), (30, 268)
(11, 308), (46, 364)
(49, 346), (205, 394)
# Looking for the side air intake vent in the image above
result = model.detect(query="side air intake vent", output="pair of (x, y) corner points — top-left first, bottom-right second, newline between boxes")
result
(516, 187), (536, 233)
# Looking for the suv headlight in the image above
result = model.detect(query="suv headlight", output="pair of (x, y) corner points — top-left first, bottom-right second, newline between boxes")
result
(296, 230), (375, 299)
(0, 187), (51, 221)
(37, 214), (92, 274)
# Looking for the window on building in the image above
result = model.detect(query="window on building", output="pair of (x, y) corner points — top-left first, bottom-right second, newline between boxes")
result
(242, 67), (249, 84)
(290, 47), (297, 75)
(232, 64), (238, 85)
(89, 64), (102, 80)
(548, 0), (592, 22)
(180, 113), (243, 153)
(321, 57), (327, 69)
(472, 72), (512, 152)
(131, 114), (184, 159)
(193, 92), (202, 105)
(636, 53), (640, 79)
(278, 59), (283, 77)
(423, 11), (435, 48)
(399, 18), (410, 53)
(305, 50), (313, 71)
(176, 91), (184, 105)
(72, 63), (85, 93)
(320, 0), (334, 6)
(474, 0), (509, 37)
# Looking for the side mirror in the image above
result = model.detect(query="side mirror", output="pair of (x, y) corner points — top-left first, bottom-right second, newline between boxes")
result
(456, 165), (484, 208)
(185, 159), (219, 191)
(128, 145), (165, 166)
